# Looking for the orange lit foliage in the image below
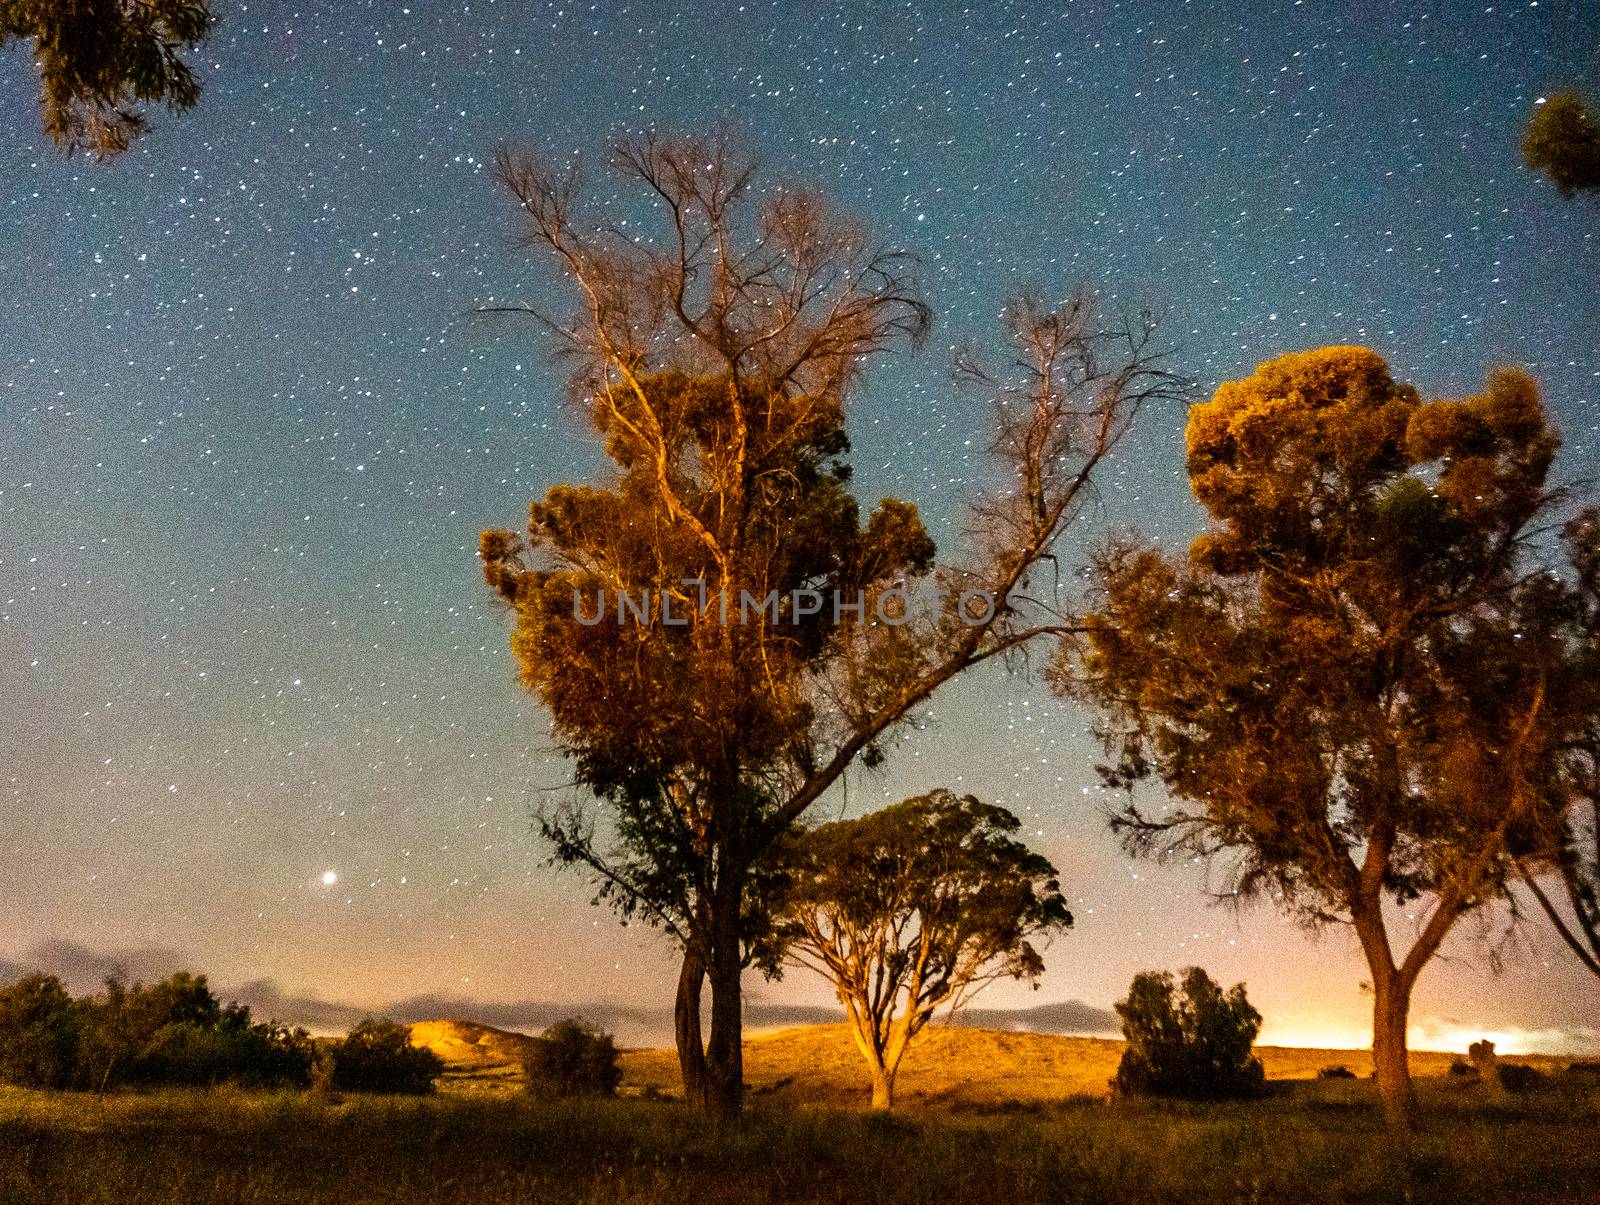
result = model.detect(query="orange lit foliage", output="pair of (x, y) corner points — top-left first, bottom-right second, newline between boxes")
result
(1, 0), (214, 158)
(1060, 346), (1580, 1130)
(478, 132), (1178, 1118)
(1522, 89), (1600, 198)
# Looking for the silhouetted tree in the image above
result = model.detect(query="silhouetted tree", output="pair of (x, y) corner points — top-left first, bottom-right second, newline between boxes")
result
(774, 789), (1071, 1109)
(479, 130), (1180, 1118)
(0, 0), (214, 158)
(327, 1018), (443, 1095)
(1058, 346), (1576, 1130)
(525, 1018), (623, 1097)
(1112, 967), (1264, 1100)
(1523, 90), (1600, 198)
(0, 970), (313, 1090)
(0, 974), (80, 1089)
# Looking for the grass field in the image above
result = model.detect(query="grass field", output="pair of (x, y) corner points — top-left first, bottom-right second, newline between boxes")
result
(1, 1075), (1597, 1204)
(1, 1023), (1594, 1203)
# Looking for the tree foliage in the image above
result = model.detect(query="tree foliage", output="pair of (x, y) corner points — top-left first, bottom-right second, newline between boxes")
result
(326, 1018), (444, 1095)
(0, 971), (313, 1090)
(774, 789), (1071, 1108)
(1523, 90), (1600, 199)
(478, 129), (1180, 1116)
(1112, 967), (1264, 1100)
(0, 974), (80, 1089)
(1057, 345), (1578, 1129)
(524, 1018), (623, 1097)
(1506, 507), (1600, 978)
(0, 0), (214, 158)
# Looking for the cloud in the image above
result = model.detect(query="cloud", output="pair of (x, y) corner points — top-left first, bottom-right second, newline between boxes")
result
(1407, 1013), (1600, 1058)
(0, 939), (191, 995)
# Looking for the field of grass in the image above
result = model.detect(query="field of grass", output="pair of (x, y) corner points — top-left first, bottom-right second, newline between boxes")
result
(617, 1023), (1535, 1108)
(0, 1073), (1597, 1203)
(1, 1022), (1593, 1202)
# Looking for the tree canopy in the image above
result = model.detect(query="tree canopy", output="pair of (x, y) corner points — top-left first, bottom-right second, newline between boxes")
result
(0, 0), (214, 158)
(1523, 89), (1600, 199)
(478, 130), (1179, 1116)
(1057, 345), (1579, 1130)
(774, 789), (1071, 1109)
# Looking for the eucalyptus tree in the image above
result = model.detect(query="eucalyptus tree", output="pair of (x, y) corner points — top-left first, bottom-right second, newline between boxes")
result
(479, 130), (1178, 1117)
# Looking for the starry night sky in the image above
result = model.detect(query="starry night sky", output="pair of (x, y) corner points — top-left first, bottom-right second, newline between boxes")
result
(2, 0), (1597, 1052)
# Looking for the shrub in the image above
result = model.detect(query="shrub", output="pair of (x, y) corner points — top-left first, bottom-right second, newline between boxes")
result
(134, 1016), (313, 1088)
(524, 1018), (622, 1097)
(1317, 1065), (1356, 1079)
(1497, 1063), (1546, 1093)
(1449, 1058), (1477, 1078)
(0, 974), (81, 1089)
(328, 1018), (443, 1094)
(1113, 967), (1265, 1100)
(0, 971), (315, 1091)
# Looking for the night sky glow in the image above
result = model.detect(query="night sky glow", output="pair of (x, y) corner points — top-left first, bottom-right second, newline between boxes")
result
(2, 0), (1597, 1052)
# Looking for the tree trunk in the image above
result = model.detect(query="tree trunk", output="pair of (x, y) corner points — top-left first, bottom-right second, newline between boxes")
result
(869, 1060), (894, 1110)
(1352, 897), (1423, 1133)
(702, 884), (745, 1120)
(1371, 971), (1420, 1132)
(674, 946), (707, 1107)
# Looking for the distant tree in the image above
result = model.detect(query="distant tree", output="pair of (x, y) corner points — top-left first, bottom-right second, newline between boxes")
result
(327, 1018), (443, 1095)
(774, 789), (1071, 1109)
(524, 1018), (623, 1097)
(1112, 968), (1264, 1100)
(0, 974), (80, 1089)
(0, 970), (313, 1090)
(134, 1006), (314, 1088)
(0, 0), (214, 159)
(479, 129), (1180, 1118)
(1057, 346), (1576, 1130)
(1523, 90), (1600, 198)
(73, 971), (224, 1089)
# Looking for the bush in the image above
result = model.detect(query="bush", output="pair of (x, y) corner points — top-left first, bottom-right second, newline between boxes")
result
(1317, 1064), (1356, 1079)
(0, 971), (315, 1091)
(327, 1018), (443, 1094)
(1497, 1063), (1545, 1094)
(1113, 967), (1265, 1100)
(0, 974), (81, 1089)
(524, 1018), (622, 1097)
(134, 1016), (314, 1088)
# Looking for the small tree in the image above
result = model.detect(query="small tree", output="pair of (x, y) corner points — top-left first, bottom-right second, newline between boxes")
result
(327, 1018), (444, 1095)
(0, 974), (80, 1089)
(525, 1018), (623, 1097)
(1113, 968), (1264, 1100)
(775, 789), (1072, 1109)
(74, 971), (225, 1089)
(0, 0), (215, 158)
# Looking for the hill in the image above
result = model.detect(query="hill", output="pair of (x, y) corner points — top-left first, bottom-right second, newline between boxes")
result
(412, 1019), (1567, 1108)
(407, 1019), (539, 1091)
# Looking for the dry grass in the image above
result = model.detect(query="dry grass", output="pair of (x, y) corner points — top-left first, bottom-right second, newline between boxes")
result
(610, 1023), (1567, 1109)
(1, 1075), (1596, 1204)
